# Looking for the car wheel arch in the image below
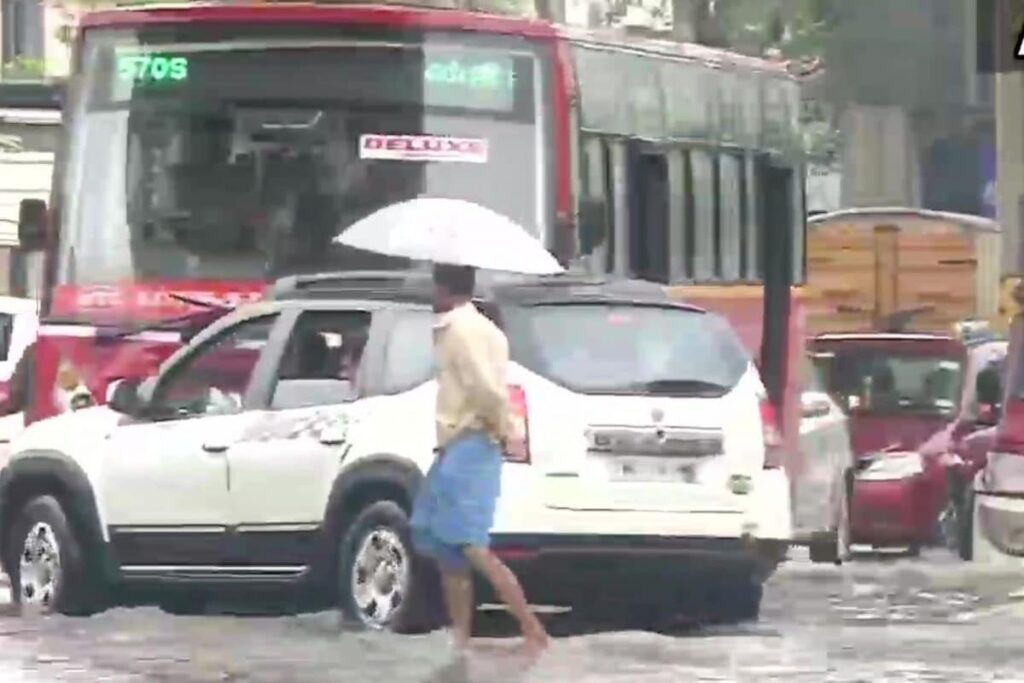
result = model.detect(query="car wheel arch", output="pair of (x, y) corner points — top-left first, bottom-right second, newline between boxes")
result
(312, 453), (424, 593)
(0, 450), (108, 579)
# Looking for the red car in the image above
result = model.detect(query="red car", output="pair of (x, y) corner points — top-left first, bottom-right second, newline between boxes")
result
(811, 332), (1006, 553)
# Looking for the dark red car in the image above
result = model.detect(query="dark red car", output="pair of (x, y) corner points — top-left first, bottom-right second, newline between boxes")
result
(811, 332), (1006, 553)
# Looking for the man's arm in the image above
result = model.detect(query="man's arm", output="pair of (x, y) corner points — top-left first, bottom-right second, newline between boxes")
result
(449, 327), (510, 439)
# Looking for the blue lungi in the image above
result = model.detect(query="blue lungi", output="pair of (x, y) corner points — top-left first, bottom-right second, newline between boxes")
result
(411, 432), (503, 572)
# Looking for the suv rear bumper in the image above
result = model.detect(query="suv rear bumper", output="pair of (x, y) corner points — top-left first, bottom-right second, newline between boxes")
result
(492, 467), (793, 542)
(487, 533), (787, 606)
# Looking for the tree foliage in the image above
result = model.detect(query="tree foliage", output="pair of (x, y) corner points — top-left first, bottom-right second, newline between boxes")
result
(672, 0), (837, 62)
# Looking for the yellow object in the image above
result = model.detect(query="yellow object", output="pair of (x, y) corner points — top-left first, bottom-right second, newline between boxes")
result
(999, 276), (1024, 327)
(434, 302), (511, 449)
(55, 359), (81, 392)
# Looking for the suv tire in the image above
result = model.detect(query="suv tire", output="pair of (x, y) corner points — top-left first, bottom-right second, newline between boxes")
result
(337, 500), (440, 633)
(6, 495), (102, 616)
(702, 579), (763, 624)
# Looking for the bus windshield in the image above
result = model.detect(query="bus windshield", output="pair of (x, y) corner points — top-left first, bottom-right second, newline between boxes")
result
(54, 25), (547, 316)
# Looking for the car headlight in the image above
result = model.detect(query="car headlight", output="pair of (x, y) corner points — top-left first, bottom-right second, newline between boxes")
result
(858, 452), (924, 481)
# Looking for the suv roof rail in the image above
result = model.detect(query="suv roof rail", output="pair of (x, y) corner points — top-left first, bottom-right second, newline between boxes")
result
(269, 270), (434, 302)
(269, 269), (704, 309)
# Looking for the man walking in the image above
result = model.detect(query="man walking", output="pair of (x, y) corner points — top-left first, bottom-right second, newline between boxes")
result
(410, 263), (549, 654)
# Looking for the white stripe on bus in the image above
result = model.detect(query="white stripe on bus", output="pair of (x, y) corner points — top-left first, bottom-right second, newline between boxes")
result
(38, 324), (182, 343)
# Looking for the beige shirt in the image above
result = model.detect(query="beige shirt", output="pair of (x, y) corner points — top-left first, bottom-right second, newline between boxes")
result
(434, 302), (511, 449)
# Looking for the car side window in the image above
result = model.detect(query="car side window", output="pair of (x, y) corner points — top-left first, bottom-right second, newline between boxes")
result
(270, 310), (371, 410)
(152, 316), (277, 420)
(0, 313), (13, 362)
(381, 311), (435, 394)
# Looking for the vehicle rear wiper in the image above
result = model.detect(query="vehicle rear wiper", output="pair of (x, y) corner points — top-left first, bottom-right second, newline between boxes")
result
(639, 379), (731, 397)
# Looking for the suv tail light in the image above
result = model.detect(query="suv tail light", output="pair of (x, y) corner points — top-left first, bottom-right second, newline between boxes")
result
(761, 398), (784, 469)
(993, 397), (1024, 455)
(505, 384), (531, 464)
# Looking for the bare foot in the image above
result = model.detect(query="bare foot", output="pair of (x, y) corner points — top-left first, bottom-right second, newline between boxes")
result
(522, 627), (550, 658)
(448, 628), (471, 654)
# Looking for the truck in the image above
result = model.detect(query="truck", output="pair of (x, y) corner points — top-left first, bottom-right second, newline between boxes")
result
(805, 207), (1003, 336)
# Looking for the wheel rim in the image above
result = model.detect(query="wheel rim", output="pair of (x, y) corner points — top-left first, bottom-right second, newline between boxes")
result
(349, 527), (409, 628)
(19, 522), (62, 609)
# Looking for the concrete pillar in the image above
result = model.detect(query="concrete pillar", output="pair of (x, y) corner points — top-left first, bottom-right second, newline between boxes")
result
(996, 71), (1024, 277)
(839, 104), (921, 207)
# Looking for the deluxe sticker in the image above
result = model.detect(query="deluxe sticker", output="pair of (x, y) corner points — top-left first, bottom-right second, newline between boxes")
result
(359, 134), (488, 164)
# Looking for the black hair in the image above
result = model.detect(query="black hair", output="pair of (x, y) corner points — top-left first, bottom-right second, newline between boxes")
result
(433, 263), (476, 297)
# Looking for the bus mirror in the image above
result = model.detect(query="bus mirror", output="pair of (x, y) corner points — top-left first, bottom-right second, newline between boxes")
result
(18, 199), (47, 250)
(578, 198), (607, 255)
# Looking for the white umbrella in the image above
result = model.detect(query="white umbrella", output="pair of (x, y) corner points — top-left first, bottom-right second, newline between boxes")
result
(333, 197), (565, 275)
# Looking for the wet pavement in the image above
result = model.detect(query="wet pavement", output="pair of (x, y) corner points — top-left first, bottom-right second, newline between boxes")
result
(1, 549), (1024, 681)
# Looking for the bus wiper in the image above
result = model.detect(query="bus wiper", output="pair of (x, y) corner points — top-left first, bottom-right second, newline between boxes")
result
(96, 306), (231, 344)
(167, 292), (232, 312)
(640, 379), (731, 397)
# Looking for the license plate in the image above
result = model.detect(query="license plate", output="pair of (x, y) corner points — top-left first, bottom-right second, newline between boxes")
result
(609, 457), (695, 483)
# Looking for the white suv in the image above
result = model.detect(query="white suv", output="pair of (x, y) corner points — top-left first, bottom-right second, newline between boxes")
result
(0, 274), (790, 629)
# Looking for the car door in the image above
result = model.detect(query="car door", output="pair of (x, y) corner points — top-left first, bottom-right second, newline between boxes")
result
(100, 312), (283, 570)
(794, 355), (852, 538)
(224, 307), (380, 567)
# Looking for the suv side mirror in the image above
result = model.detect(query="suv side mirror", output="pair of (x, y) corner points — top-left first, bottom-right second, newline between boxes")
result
(18, 199), (47, 251)
(107, 378), (144, 416)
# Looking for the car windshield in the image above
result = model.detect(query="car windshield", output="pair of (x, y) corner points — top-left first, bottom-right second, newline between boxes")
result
(822, 350), (963, 418)
(503, 303), (751, 396)
(56, 25), (547, 289)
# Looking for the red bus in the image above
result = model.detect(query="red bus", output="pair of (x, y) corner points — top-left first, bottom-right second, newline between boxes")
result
(15, 3), (806, 481)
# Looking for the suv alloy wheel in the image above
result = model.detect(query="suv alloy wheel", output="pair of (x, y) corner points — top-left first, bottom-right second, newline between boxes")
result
(337, 499), (440, 633)
(6, 495), (102, 616)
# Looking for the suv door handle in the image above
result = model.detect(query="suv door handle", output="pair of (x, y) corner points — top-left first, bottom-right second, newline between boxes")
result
(202, 442), (229, 454)
(319, 426), (346, 446)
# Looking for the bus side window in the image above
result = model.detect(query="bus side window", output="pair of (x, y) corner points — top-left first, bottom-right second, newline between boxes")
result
(719, 153), (744, 281)
(578, 135), (611, 265)
(743, 154), (760, 281)
(628, 148), (669, 283)
(690, 149), (716, 282)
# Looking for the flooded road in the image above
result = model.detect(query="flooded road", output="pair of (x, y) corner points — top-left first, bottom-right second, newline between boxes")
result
(1, 549), (1024, 682)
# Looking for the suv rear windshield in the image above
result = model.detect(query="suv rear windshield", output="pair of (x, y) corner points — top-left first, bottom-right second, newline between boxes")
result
(502, 303), (751, 396)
